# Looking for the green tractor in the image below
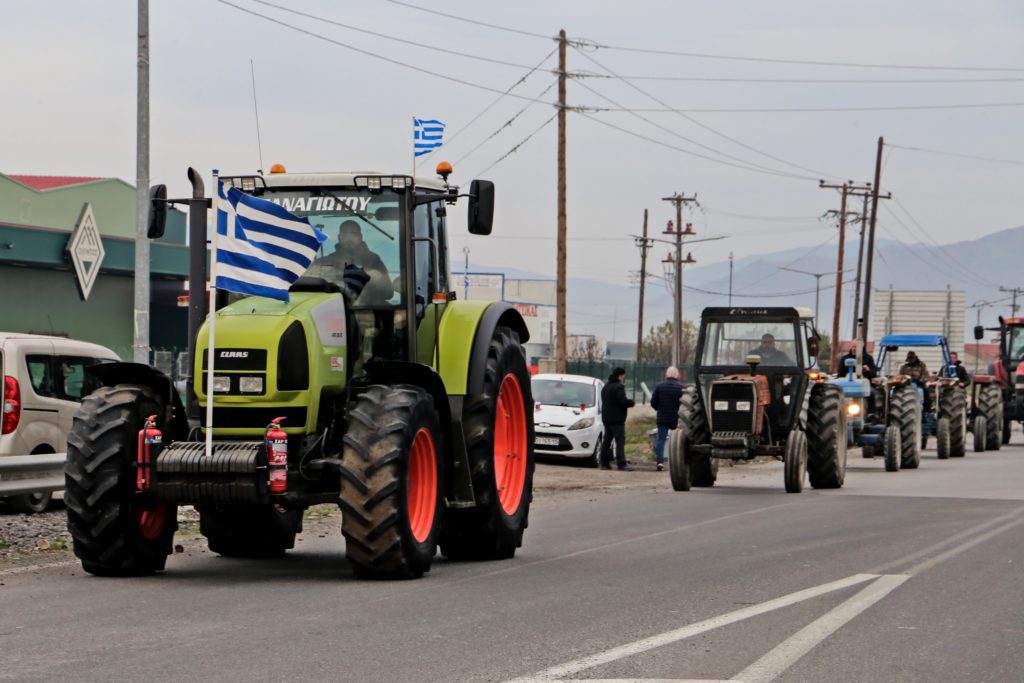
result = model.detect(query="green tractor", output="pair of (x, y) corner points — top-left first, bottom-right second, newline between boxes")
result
(64, 164), (534, 579)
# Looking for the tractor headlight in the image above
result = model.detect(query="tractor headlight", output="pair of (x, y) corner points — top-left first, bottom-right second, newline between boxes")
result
(846, 401), (862, 417)
(239, 376), (264, 394)
(568, 417), (594, 430)
(211, 375), (231, 394)
(735, 401), (752, 411)
(714, 400), (729, 411)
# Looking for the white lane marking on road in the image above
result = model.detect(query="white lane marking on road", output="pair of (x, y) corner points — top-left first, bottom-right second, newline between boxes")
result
(505, 573), (879, 682)
(0, 558), (77, 577)
(731, 574), (910, 683)
(904, 514), (1024, 576)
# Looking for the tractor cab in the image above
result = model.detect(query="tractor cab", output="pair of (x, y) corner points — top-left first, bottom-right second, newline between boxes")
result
(694, 307), (819, 444)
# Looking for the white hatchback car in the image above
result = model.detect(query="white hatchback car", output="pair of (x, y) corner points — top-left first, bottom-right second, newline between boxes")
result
(1, 333), (119, 512)
(531, 373), (604, 466)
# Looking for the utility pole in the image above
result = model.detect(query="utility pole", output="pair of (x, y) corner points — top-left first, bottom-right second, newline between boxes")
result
(1000, 286), (1023, 316)
(133, 0), (151, 364)
(820, 180), (871, 371)
(851, 194), (869, 338)
(779, 267), (837, 331)
(728, 252), (734, 307)
(662, 193), (699, 366)
(555, 29), (568, 373)
(635, 209), (650, 363)
(862, 137), (888, 346)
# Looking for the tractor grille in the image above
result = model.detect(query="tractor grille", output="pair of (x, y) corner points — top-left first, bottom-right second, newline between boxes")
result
(709, 382), (757, 433)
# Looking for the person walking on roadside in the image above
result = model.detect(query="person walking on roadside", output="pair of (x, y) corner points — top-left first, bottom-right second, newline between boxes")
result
(599, 367), (636, 471)
(650, 366), (684, 471)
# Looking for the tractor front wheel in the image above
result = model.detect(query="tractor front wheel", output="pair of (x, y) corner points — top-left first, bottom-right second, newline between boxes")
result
(340, 385), (444, 579)
(978, 385), (1002, 450)
(936, 417), (952, 459)
(784, 430), (807, 493)
(65, 385), (177, 576)
(941, 387), (967, 457)
(440, 326), (534, 561)
(677, 386), (715, 487)
(668, 427), (692, 491)
(973, 416), (987, 453)
(883, 424), (902, 472)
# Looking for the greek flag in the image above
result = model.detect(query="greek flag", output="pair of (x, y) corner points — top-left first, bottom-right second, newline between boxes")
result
(215, 182), (327, 302)
(414, 117), (445, 157)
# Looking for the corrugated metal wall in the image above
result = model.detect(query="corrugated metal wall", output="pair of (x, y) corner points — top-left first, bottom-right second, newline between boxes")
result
(873, 289), (965, 374)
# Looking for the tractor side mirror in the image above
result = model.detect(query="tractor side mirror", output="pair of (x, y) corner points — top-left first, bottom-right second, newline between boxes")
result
(147, 184), (168, 239)
(467, 179), (494, 235)
(974, 325), (985, 341)
(807, 336), (820, 358)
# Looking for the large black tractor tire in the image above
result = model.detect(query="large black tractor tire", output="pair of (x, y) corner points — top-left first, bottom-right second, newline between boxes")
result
(1003, 415), (1012, 445)
(339, 385), (444, 579)
(668, 427), (691, 491)
(883, 424), (902, 472)
(65, 385), (177, 576)
(200, 505), (303, 558)
(890, 384), (922, 470)
(784, 430), (808, 493)
(440, 327), (534, 561)
(678, 386), (716, 487)
(978, 385), (1002, 451)
(936, 417), (951, 459)
(806, 383), (846, 489)
(973, 416), (987, 453)
(940, 387), (968, 457)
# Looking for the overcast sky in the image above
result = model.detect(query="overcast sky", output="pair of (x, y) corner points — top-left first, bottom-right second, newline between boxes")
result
(4, 0), (1022, 295)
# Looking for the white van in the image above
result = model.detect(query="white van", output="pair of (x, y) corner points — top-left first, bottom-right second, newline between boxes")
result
(1, 333), (119, 512)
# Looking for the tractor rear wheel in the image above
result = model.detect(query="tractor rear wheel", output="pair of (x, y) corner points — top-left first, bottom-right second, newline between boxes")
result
(883, 424), (901, 472)
(677, 386), (715, 487)
(440, 327), (534, 561)
(200, 505), (303, 558)
(340, 385), (444, 579)
(890, 384), (922, 469)
(784, 430), (807, 493)
(806, 383), (846, 489)
(940, 387), (967, 457)
(973, 416), (987, 453)
(936, 417), (951, 459)
(978, 385), (1002, 451)
(65, 385), (177, 576)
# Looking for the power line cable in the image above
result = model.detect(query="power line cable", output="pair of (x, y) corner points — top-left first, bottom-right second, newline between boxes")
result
(591, 75), (1024, 84)
(213, 0), (561, 107)
(586, 101), (1024, 114)
(383, 0), (554, 39)
(572, 44), (844, 180)
(472, 113), (558, 176)
(887, 143), (1024, 167)
(453, 79), (559, 165)
(700, 206), (821, 222)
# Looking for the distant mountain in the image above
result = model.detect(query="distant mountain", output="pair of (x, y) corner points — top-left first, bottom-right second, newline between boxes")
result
(468, 225), (1024, 342)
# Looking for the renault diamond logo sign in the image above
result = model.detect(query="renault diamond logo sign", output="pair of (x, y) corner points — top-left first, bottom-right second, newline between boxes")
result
(67, 203), (105, 300)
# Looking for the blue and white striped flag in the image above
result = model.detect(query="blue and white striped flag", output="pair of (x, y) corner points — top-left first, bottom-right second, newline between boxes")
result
(215, 182), (328, 302)
(414, 117), (445, 157)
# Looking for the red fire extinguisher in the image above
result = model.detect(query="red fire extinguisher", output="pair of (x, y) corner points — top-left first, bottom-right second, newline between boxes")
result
(266, 417), (288, 494)
(136, 414), (162, 492)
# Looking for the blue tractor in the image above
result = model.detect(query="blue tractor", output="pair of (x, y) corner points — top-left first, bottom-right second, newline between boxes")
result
(831, 354), (922, 472)
(875, 334), (970, 459)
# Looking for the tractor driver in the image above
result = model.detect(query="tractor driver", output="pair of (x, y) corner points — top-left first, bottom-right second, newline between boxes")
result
(307, 220), (394, 305)
(899, 350), (933, 410)
(749, 333), (793, 366)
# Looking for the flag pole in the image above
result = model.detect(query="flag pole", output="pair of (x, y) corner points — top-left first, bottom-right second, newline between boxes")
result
(412, 117), (417, 180)
(205, 170), (220, 458)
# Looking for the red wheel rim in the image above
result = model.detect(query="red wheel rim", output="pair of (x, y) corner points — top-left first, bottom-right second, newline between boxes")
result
(493, 373), (527, 515)
(137, 504), (167, 541)
(407, 427), (438, 543)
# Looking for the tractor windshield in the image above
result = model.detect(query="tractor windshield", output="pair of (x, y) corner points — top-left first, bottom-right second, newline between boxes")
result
(700, 321), (799, 367)
(532, 379), (596, 408)
(1008, 325), (1024, 363)
(264, 188), (403, 307)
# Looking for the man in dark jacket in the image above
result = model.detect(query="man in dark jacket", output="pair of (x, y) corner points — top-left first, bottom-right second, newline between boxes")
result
(599, 367), (636, 470)
(649, 366), (684, 471)
(946, 351), (971, 385)
(841, 348), (878, 380)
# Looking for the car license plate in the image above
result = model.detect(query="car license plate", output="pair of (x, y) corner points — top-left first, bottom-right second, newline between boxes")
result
(535, 436), (560, 446)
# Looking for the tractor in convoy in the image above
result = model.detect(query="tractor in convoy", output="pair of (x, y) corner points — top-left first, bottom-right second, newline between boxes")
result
(984, 316), (1024, 445)
(64, 164), (535, 579)
(831, 355), (922, 473)
(875, 335), (975, 459)
(668, 307), (847, 494)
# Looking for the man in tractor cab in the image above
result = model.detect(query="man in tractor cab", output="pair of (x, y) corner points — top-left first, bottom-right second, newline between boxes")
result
(946, 351), (971, 385)
(749, 333), (793, 366)
(308, 220), (394, 304)
(899, 350), (933, 411)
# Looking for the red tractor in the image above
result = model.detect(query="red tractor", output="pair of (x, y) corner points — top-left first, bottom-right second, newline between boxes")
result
(982, 316), (1024, 445)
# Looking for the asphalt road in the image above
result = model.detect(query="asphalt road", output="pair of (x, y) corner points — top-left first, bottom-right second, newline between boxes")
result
(2, 440), (1022, 683)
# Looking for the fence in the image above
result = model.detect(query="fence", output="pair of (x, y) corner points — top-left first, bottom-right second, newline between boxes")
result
(0, 453), (66, 497)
